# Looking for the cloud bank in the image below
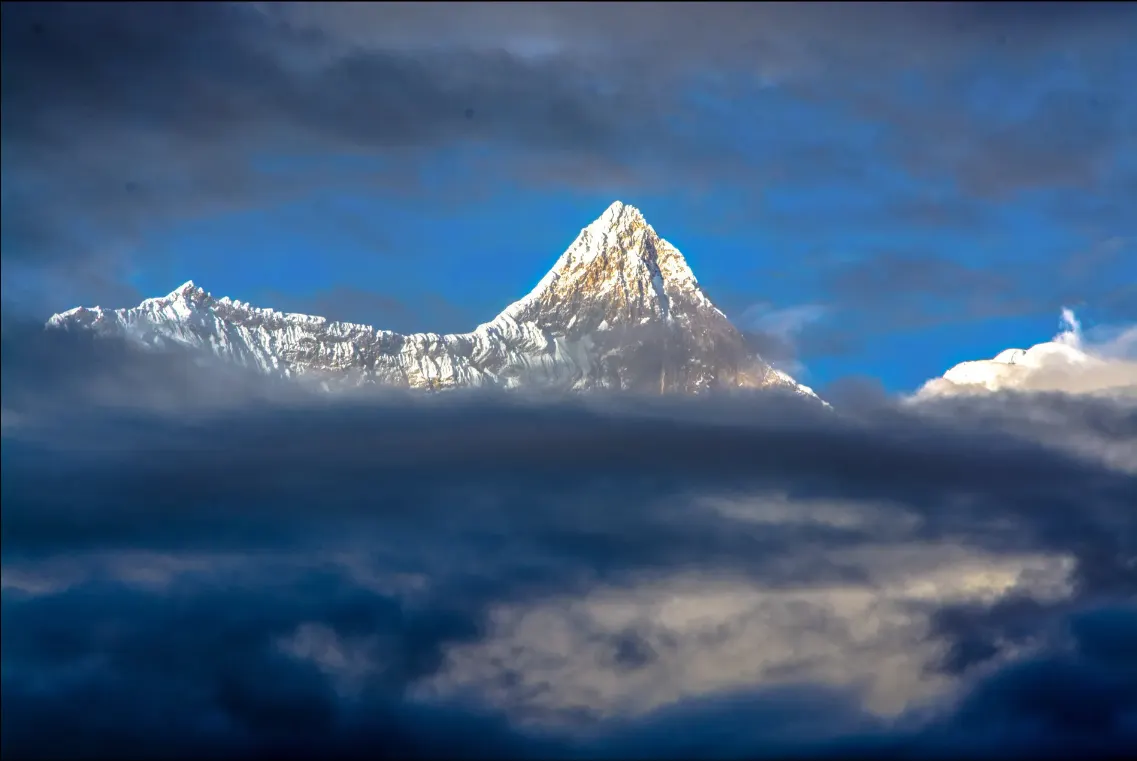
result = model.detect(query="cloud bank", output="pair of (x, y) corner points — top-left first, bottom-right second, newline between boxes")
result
(3, 328), (1135, 758)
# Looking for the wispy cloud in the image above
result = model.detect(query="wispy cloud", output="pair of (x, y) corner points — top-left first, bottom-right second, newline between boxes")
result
(736, 303), (829, 376)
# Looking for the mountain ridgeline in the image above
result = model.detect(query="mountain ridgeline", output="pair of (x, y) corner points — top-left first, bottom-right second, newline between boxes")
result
(47, 202), (820, 400)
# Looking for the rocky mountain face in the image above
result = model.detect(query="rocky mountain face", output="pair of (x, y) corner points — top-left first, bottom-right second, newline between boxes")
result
(47, 201), (820, 399)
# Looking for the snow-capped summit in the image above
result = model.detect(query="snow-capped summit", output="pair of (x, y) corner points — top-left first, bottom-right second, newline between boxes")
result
(596, 199), (641, 227)
(501, 201), (721, 332)
(167, 280), (198, 297)
(47, 202), (821, 399)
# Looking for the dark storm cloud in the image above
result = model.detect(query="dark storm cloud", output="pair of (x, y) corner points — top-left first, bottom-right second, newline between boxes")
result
(6, 568), (1133, 759)
(943, 90), (1132, 199)
(0, 317), (304, 418)
(825, 253), (1029, 321)
(818, 375), (893, 410)
(786, 237), (1134, 363)
(843, 77), (1137, 200)
(0, 1), (712, 280)
(918, 606), (1137, 757)
(3, 330), (1137, 756)
(3, 330), (1135, 575)
(1, 572), (546, 760)
(4, 331), (1136, 574)
(599, 604), (1137, 758)
(791, 253), (1049, 359)
(926, 594), (1059, 676)
(1, 337), (1129, 562)
(3, 1), (1134, 301)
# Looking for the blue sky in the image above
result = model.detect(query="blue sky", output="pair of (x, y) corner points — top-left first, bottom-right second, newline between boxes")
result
(2, 2), (1134, 392)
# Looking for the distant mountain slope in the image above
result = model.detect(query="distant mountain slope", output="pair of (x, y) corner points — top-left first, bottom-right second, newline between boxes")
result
(48, 201), (820, 399)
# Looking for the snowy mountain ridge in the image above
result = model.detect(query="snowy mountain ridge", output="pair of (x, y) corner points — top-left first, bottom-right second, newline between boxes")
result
(47, 201), (821, 400)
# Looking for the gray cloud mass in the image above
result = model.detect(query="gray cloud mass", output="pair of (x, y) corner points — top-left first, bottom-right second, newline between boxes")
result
(2, 327), (1136, 757)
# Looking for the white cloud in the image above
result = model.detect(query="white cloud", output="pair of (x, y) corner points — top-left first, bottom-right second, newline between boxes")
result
(915, 309), (1137, 399)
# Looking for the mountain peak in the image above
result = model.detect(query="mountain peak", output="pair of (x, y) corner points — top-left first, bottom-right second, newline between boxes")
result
(593, 200), (647, 232)
(496, 200), (721, 342)
(166, 280), (201, 299)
